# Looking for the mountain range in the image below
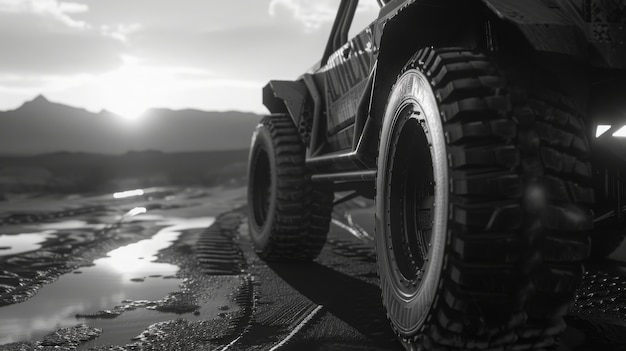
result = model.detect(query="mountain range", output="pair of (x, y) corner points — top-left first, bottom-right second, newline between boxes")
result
(0, 95), (262, 155)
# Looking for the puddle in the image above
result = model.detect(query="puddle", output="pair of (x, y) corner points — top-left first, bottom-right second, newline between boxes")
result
(94, 217), (212, 281)
(80, 275), (241, 349)
(0, 220), (107, 257)
(0, 216), (214, 345)
(40, 220), (106, 231)
(0, 230), (56, 256)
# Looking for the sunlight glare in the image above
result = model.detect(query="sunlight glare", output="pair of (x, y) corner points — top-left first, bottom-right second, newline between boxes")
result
(126, 207), (147, 217)
(113, 189), (144, 199)
(99, 57), (165, 122)
(99, 217), (215, 279)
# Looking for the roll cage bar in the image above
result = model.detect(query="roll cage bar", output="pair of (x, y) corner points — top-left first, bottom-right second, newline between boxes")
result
(321, 0), (389, 65)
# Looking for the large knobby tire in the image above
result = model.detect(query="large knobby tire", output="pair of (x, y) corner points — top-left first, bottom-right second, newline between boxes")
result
(247, 114), (333, 261)
(375, 48), (592, 350)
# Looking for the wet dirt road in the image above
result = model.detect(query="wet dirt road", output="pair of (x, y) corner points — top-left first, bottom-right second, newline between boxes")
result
(1, 186), (625, 350)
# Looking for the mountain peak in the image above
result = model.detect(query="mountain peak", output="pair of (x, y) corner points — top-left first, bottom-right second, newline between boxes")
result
(16, 94), (51, 111)
(98, 108), (118, 117)
(31, 94), (49, 104)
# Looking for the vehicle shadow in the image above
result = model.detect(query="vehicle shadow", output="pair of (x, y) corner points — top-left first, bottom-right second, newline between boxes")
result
(267, 260), (401, 348)
(263, 217), (626, 351)
(268, 258), (626, 351)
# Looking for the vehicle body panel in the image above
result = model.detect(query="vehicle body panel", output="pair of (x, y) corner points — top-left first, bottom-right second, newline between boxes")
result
(318, 25), (375, 152)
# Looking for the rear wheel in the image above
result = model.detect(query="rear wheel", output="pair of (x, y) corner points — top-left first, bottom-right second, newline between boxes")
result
(376, 48), (592, 350)
(247, 114), (333, 261)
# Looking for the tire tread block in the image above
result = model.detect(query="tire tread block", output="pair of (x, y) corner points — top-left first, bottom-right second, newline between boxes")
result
(451, 171), (521, 198)
(445, 119), (516, 144)
(451, 233), (523, 263)
(440, 96), (511, 123)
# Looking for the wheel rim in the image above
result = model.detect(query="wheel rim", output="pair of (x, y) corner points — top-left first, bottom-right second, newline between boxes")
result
(387, 105), (435, 295)
(377, 69), (449, 333)
(251, 147), (271, 231)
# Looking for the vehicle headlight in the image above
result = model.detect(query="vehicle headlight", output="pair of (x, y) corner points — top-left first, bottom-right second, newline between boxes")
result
(595, 124), (626, 138)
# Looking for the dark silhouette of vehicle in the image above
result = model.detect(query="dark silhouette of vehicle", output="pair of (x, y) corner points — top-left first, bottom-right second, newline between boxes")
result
(247, 0), (626, 349)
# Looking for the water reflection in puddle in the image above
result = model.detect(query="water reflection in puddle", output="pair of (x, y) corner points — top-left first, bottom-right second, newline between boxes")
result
(95, 216), (211, 282)
(81, 276), (240, 349)
(41, 220), (106, 231)
(0, 216), (214, 345)
(0, 231), (56, 256)
(0, 220), (107, 256)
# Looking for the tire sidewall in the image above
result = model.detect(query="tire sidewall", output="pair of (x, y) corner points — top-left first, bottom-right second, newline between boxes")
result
(376, 69), (449, 336)
(247, 124), (278, 250)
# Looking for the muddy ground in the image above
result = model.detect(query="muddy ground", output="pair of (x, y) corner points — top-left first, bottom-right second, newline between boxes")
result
(0, 186), (625, 350)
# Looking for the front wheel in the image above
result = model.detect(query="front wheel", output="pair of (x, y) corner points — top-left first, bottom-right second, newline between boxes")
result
(376, 48), (592, 350)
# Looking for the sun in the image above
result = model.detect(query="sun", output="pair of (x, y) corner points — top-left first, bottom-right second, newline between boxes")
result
(109, 98), (147, 121)
(95, 56), (215, 122)
(98, 57), (166, 122)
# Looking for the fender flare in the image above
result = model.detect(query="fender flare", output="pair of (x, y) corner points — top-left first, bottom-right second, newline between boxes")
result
(262, 80), (312, 145)
(365, 0), (589, 149)
(262, 80), (308, 122)
(480, 0), (588, 57)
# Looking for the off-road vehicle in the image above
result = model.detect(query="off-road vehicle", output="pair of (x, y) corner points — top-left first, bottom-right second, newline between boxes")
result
(247, 0), (626, 349)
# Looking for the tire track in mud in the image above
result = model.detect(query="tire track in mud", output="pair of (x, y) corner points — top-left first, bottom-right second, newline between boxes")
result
(190, 211), (259, 350)
(218, 212), (400, 351)
(195, 214), (247, 276)
(211, 216), (329, 350)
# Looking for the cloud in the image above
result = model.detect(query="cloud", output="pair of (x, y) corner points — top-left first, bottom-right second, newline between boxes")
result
(58, 1), (87, 13)
(268, 0), (337, 31)
(268, 0), (379, 32)
(67, 0), (271, 32)
(0, 17), (124, 75)
(0, 73), (86, 92)
(99, 23), (141, 43)
(129, 24), (331, 82)
(0, 0), (88, 28)
(0, 2), (124, 76)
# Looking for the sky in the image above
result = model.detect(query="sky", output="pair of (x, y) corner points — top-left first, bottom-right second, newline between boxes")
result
(0, 0), (380, 119)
